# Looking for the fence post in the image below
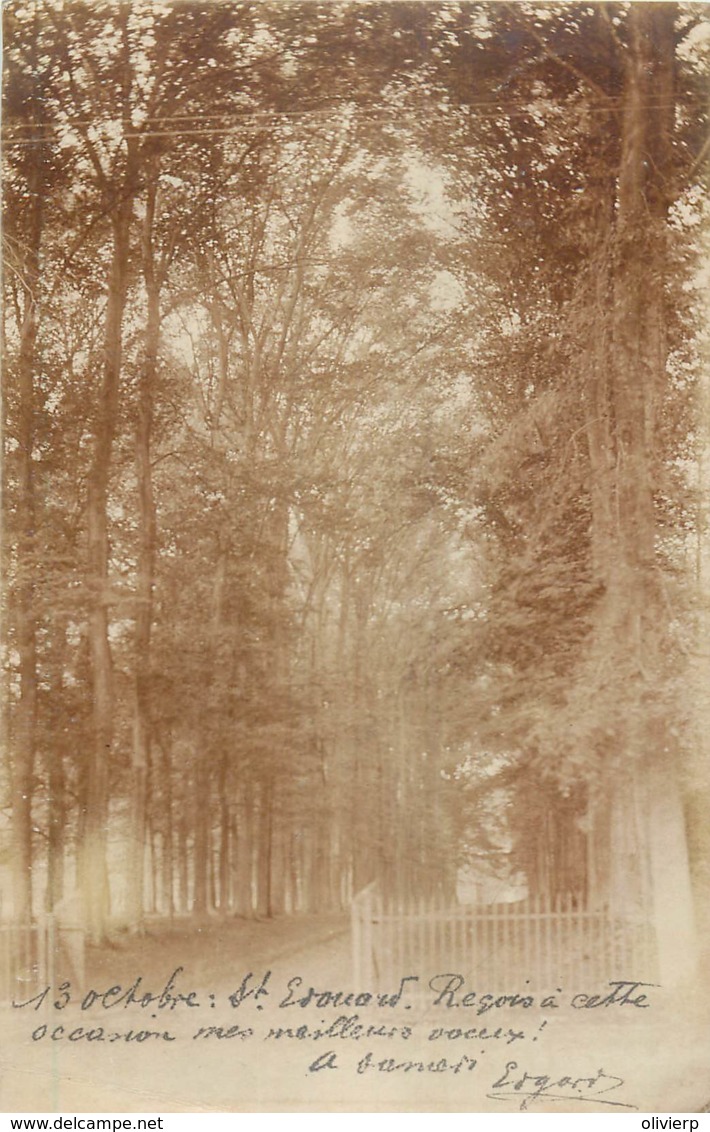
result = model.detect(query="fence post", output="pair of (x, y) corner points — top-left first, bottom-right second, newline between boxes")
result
(352, 890), (362, 989)
(353, 882), (380, 991)
(362, 883), (375, 987)
(46, 914), (56, 1001)
(38, 916), (47, 996)
(1, 927), (9, 1004)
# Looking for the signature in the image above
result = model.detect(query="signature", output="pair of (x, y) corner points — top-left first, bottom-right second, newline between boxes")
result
(487, 1059), (637, 1110)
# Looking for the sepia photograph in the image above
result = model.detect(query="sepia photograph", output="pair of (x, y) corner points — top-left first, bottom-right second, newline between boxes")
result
(2, 0), (710, 1114)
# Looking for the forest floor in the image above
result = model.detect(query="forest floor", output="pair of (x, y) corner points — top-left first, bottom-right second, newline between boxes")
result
(2, 913), (710, 1113)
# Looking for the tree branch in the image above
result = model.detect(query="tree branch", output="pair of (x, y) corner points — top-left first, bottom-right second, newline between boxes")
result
(506, 6), (615, 103)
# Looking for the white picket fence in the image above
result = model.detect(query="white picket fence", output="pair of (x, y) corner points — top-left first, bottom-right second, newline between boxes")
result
(0, 918), (85, 1005)
(351, 882), (657, 995)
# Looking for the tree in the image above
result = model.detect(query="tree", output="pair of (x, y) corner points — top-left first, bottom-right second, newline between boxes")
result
(420, 3), (708, 949)
(3, 5), (49, 922)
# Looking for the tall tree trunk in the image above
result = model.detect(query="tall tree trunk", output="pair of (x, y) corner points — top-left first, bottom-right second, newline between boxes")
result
(611, 9), (690, 973)
(10, 44), (46, 922)
(159, 738), (174, 918)
(127, 168), (160, 931)
(583, 4), (696, 979)
(233, 779), (254, 917)
(192, 768), (210, 916)
(269, 793), (286, 916)
(46, 623), (69, 911)
(350, 591), (371, 892)
(609, 4), (672, 606)
(218, 755), (231, 913)
(46, 744), (66, 913)
(194, 544), (228, 916)
(81, 167), (136, 942)
(255, 778), (273, 917)
(177, 813), (190, 915)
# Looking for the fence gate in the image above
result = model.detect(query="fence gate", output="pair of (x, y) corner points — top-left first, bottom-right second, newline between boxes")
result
(0, 918), (86, 1006)
(351, 882), (657, 997)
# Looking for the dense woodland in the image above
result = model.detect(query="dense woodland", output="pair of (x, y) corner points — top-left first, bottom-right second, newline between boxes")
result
(3, 1), (709, 946)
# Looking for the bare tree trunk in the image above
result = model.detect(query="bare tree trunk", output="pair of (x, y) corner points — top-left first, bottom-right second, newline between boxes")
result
(177, 814), (189, 915)
(192, 768), (210, 916)
(269, 794), (286, 916)
(581, 4), (696, 979)
(46, 625), (69, 911)
(218, 755), (231, 913)
(81, 199), (133, 941)
(154, 738), (173, 914)
(210, 825), (219, 912)
(617, 4), (695, 983)
(10, 64), (45, 923)
(350, 593), (371, 893)
(299, 828), (312, 914)
(74, 7), (141, 943)
(127, 168), (161, 932)
(289, 828), (301, 912)
(47, 749), (66, 912)
(194, 543), (228, 916)
(233, 780), (253, 917)
(255, 778), (273, 917)
(148, 814), (159, 915)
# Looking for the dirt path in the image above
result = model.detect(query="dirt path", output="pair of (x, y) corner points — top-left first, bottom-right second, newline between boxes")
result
(86, 913), (353, 991)
(2, 914), (354, 1112)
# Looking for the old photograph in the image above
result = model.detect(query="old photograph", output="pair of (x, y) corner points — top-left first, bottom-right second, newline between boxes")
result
(2, 0), (710, 1113)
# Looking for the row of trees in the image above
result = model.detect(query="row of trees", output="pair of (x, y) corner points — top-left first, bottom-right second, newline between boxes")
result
(3, 2), (708, 947)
